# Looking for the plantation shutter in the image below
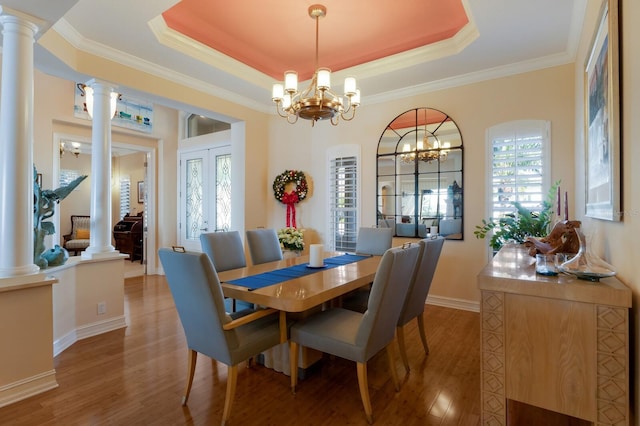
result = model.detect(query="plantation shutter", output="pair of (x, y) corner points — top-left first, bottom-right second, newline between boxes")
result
(120, 178), (131, 219)
(329, 155), (358, 252)
(487, 120), (550, 221)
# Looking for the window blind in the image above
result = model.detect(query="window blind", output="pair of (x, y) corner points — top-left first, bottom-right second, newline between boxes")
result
(120, 178), (131, 219)
(488, 121), (550, 221)
(329, 156), (358, 252)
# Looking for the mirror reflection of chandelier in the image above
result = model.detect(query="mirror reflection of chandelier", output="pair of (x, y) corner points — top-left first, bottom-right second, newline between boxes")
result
(271, 4), (360, 126)
(400, 109), (450, 163)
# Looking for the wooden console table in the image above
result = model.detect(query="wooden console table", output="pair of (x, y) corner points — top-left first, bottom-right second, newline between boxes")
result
(477, 245), (631, 425)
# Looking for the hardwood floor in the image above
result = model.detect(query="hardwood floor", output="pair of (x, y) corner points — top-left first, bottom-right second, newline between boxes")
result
(0, 275), (481, 425)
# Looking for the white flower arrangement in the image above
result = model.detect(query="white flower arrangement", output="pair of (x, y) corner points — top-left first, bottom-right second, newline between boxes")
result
(277, 227), (305, 252)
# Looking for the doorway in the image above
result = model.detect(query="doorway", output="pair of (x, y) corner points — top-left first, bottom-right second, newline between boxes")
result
(53, 132), (157, 275)
(178, 145), (232, 252)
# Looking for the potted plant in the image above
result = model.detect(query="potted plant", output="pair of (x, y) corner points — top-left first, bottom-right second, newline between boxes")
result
(277, 227), (305, 255)
(474, 181), (559, 251)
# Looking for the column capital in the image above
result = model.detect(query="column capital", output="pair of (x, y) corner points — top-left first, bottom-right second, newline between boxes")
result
(0, 7), (45, 36)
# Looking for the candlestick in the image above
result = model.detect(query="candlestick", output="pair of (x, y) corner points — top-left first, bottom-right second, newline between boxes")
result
(564, 191), (569, 221)
(557, 186), (561, 216)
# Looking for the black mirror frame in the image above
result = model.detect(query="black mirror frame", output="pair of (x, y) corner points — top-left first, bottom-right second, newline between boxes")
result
(376, 107), (464, 240)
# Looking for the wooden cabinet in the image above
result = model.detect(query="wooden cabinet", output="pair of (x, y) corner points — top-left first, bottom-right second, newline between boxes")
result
(113, 215), (143, 262)
(477, 245), (631, 425)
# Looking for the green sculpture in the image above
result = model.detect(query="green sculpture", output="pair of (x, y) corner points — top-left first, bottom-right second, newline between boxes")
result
(33, 166), (87, 268)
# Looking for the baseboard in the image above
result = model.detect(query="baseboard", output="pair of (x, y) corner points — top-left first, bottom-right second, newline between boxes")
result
(53, 329), (78, 357)
(0, 369), (58, 408)
(426, 295), (480, 312)
(54, 316), (128, 358)
(76, 316), (127, 341)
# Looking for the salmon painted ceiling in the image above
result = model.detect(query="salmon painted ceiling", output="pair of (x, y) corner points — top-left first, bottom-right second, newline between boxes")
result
(162, 0), (468, 81)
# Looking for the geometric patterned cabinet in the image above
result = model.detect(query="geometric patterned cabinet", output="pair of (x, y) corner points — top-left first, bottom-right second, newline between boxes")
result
(478, 245), (631, 425)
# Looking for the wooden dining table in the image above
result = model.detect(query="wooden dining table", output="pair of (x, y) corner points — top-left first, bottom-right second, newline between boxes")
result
(218, 252), (381, 342)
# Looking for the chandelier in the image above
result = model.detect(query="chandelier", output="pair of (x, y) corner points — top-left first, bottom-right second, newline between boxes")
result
(400, 110), (450, 164)
(271, 4), (360, 126)
(60, 141), (82, 158)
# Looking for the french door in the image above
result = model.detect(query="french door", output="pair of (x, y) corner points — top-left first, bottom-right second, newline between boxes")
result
(178, 146), (232, 251)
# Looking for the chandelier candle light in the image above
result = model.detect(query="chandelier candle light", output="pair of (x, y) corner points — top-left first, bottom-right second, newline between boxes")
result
(271, 4), (360, 126)
(400, 109), (450, 164)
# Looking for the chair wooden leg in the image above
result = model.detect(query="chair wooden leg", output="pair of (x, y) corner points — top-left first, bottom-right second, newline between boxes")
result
(289, 341), (299, 394)
(222, 364), (238, 425)
(386, 342), (400, 391)
(416, 314), (430, 355)
(356, 362), (374, 424)
(181, 349), (198, 405)
(396, 325), (410, 374)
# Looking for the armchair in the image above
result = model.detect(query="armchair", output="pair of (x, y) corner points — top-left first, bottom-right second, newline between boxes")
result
(158, 248), (282, 424)
(62, 215), (90, 255)
(289, 244), (421, 424)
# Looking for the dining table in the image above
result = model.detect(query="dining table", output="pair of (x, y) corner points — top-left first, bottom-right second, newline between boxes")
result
(217, 251), (381, 344)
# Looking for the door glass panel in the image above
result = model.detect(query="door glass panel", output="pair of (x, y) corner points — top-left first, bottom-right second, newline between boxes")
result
(185, 158), (204, 240)
(215, 153), (232, 231)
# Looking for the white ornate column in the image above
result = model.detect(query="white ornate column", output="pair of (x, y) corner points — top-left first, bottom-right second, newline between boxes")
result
(0, 8), (43, 277)
(82, 79), (119, 259)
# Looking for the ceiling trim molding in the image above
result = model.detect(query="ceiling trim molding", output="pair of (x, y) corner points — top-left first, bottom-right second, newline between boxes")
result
(147, 15), (274, 89)
(366, 51), (575, 106)
(342, 19), (479, 81)
(52, 19), (270, 114)
(149, 14), (479, 86)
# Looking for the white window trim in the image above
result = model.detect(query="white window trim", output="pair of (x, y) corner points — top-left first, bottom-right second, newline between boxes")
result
(326, 144), (361, 252)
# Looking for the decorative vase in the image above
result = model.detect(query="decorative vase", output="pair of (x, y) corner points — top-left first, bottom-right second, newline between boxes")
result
(283, 250), (301, 259)
(558, 227), (616, 282)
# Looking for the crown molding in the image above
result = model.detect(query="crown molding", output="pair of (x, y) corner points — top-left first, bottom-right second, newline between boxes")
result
(366, 51), (575, 106)
(53, 18), (270, 114)
(342, 20), (479, 81)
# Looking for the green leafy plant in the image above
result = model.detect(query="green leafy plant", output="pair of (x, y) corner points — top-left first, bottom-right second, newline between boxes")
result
(474, 181), (560, 251)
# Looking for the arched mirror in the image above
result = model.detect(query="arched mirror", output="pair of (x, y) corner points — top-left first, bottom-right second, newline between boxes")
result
(376, 107), (463, 239)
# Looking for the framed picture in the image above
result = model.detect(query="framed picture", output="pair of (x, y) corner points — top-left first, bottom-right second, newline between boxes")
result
(137, 181), (145, 204)
(584, 0), (620, 221)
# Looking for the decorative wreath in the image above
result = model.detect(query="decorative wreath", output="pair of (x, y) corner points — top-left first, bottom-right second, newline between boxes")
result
(273, 170), (308, 204)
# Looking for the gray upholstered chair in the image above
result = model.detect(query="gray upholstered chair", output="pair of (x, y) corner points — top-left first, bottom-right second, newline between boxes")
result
(341, 227), (394, 312)
(246, 228), (283, 265)
(355, 227), (393, 256)
(158, 248), (281, 425)
(200, 231), (247, 272)
(396, 237), (444, 373)
(289, 244), (421, 424)
(200, 231), (248, 312)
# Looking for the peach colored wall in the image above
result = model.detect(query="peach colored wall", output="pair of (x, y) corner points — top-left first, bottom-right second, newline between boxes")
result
(269, 64), (575, 306)
(39, 32), (270, 245)
(32, 71), (179, 271)
(574, 1), (640, 421)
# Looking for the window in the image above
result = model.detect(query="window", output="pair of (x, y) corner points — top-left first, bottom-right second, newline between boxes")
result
(120, 178), (131, 219)
(328, 146), (360, 252)
(59, 169), (82, 187)
(186, 114), (230, 138)
(486, 120), (551, 226)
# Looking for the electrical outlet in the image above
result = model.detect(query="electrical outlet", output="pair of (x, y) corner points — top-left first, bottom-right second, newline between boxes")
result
(97, 301), (107, 315)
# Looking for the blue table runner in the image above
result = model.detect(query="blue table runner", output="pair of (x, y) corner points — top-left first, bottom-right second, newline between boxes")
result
(224, 254), (370, 290)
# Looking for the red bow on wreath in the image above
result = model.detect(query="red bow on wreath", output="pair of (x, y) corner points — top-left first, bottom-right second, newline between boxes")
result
(282, 191), (299, 228)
